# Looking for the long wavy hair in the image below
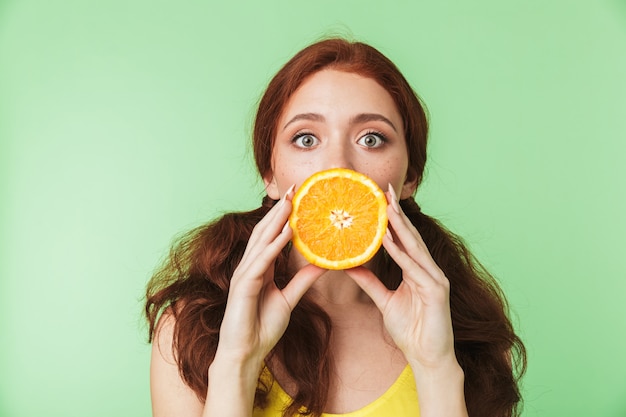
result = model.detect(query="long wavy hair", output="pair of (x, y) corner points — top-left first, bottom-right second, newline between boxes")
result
(145, 38), (526, 417)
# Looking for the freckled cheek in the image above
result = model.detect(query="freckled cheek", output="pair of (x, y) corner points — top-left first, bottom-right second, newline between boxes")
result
(368, 159), (405, 191)
(276, 165), (313, 193)
(370, 167), (386, 186)
(272, 151), (307, 190)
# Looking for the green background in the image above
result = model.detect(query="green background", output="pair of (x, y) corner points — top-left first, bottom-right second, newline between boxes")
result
(1, 1), (625, 416)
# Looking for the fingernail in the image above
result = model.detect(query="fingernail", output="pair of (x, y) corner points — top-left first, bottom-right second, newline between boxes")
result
(282, 220), (291, 234)
(388, 183), (400, 214)
(279, 184), (296, 207)
(385, 227), (394, 242)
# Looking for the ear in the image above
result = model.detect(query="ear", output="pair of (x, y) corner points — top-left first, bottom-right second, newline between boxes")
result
(399, 167), (419, 199)
(263, 173), (280, 200)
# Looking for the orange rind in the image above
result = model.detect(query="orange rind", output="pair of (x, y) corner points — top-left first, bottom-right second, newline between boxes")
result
(289, 168), (388, 270)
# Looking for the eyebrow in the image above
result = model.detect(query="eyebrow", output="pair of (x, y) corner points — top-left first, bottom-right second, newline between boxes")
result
(282, 113), (325, 131)
(350, 113), (397, 133)
(282, 112), (397, 132)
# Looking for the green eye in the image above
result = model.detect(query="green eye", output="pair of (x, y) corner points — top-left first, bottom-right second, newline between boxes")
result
(293, 134), (319, 148)
(358, 133), (385, 148)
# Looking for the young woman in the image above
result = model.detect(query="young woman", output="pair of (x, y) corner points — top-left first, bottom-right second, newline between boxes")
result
(145, 38), (526, 417)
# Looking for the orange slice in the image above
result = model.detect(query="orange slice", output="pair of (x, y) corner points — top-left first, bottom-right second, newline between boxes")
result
(289, 168), (388, 270)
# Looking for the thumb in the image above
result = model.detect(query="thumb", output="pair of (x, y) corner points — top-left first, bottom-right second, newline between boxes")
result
(345, 266), (392, 313)
(281, 264), (326, 309)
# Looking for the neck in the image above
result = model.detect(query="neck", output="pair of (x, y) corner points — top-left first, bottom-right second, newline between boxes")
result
(310, 269), (374, 305)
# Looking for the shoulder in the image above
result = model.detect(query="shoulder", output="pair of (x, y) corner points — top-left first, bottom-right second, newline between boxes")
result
(150, 307), (205, 416)
(152, 307), (178, 364)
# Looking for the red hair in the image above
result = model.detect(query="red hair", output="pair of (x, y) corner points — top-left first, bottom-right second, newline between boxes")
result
(254, 39), (427, 189)
(146, 38), (526, 417)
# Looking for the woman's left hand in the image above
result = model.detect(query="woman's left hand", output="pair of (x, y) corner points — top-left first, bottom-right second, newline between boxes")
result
(345, 186), (459, 372)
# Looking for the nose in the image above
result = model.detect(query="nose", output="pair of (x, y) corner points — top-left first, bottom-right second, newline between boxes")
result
(324, 140), (355, 171)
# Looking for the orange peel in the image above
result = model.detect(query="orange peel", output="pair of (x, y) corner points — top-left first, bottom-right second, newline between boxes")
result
(289, 168), (388, 270)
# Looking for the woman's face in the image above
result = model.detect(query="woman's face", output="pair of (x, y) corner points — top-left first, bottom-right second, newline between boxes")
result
(265, 69), (417, 200)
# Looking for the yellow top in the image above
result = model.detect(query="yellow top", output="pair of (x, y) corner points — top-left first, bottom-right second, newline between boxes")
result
(253, 365), (420, 417)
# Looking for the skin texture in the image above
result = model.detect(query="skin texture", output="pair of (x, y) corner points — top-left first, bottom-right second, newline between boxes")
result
(150, 69), (469, 417)
(265, 69), (417, 204)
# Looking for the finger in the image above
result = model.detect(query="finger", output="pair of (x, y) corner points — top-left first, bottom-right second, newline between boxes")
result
(281, 264), (327, 309)
(386, 206), (434, 273)
(386, 187), (422, 240)
(386, 189), (443, 280)
(383, 229), (441, 289)
(385, 194), (427, 253)
(241, 186), (295, 261)
(383, 234), (450, 308)
(344, 266), (392, 313)
(247, 196), (291, 247)
(236, 220), (293, 284)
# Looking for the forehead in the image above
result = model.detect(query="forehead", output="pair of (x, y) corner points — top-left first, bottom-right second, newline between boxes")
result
(278, 69), (403, 130)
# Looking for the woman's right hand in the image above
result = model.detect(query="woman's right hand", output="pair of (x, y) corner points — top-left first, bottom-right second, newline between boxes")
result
(204, 186), (324, 416)
(214, 185), (325, 368)
(152, 187), (324, 417)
